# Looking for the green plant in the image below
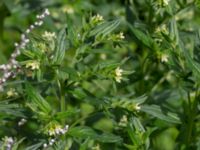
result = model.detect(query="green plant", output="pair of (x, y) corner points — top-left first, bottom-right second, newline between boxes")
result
(0, 0), (200, 150)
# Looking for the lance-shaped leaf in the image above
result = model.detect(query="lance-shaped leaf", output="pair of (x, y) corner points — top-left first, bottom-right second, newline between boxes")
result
(140, 105), (181, 124)
(25, 84), (51, 115)
(68, 126), (122, 143)
(53, 28), (68, 65)
(128, 24), (154, 49)
(89, 20), (120, 38)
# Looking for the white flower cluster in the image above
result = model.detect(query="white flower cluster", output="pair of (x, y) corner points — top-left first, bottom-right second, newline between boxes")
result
(0, 9), (50, 91)
(43, 125), (69, 149)
(48, 124), (69, 136)
(18, 118), (27, 126)
(43, 138), (56, 148)
(42, 31), (56, 41)
(2, 136), (14, 150)
(91, 14), (104, 23)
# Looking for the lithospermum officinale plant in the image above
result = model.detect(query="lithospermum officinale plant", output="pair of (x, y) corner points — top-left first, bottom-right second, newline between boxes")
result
(1, 0), (200, 150)
(0, 8), (131, 150)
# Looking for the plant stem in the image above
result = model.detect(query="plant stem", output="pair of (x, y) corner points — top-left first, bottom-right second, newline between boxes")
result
(61, 90), (65, 113)
(186, 88), (199, 148)
(56, 69), (66, 124)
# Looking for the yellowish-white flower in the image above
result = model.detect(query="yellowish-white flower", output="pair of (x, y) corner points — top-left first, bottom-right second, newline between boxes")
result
(117, 32), (125, 40)
(135, 103), (141, 111)
(115, 67), (123, 83)
(62, 5), (74, 14)
(42, 31), (56, 41)
(91, 14), (104, 23)
(92, 144), (101, 150)
(100, 53), (107, 60)
(161, 53), (169, 63)
(26, 61), (40, 70)
(163, 0), (170, 6)
(155, 24), (168, 34)
(18, 118), (27, 126)
(118, 115), (128, 127)
(7, 88), (18, 98)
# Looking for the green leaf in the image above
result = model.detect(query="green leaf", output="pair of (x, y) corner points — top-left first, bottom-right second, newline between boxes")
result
(128, 24), (154, 48)
(0, 101), (25, 118)
(96, 132), (122, 143)
(68, 126), (98, 139)
(180, 42), (200, 80)
(131, 117), (145, 133)
(0, 1), (10, 38)
(89, 20), (120, 38)
(25, 84), (52, 115)
(54, 110), (79, 120)
(140, 105), (181, 124)
(53, 28), (67, 65)
(169, 18), (179, 45)
(69, 88), (87, 100)
(68, 126), (122, 143)
(12, 138), (25, 150)
(25, 142), (44, 150)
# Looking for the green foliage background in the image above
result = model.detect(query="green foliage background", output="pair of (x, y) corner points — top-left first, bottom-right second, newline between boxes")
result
(0, 0), (200, 149)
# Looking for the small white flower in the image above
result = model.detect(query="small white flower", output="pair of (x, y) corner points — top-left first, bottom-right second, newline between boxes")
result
(118, 115), (128, 127)
(14, 43), (19, 47)
(115, 67), (123, 76)
(43, 143), (48, 148)
(115, 76), (122, 83)
(163, 0), (170, 6)
(48, 129), (55, 136)
(117, 32), (125, 40)
(115, 67), (123, 83)
(44, 8), (50, 16)
(18, 118), (27, 126)
(0, 64), (6, 70)
(161, 54), (169, 63)
(7, 88), (18, 98)
(135, 103), (141, 111)
(38, 21), (43, 26)
(25, 61), (40, 70)
(50, 139), (55, 143)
